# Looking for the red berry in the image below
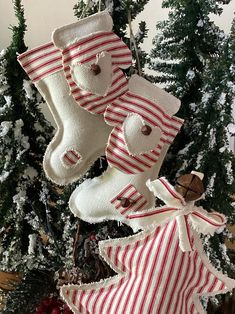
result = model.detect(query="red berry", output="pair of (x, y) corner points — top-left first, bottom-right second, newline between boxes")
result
(51, 307), (61, 314)
(42, 296), (52, 307)
(89, 233), (97, 240)
(35, 307), (45, 314)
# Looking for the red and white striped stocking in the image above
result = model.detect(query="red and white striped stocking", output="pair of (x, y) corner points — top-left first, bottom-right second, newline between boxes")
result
(18, 42), (111, 185)
(104, 75), (184, 174)
(52, 11), (132, 115)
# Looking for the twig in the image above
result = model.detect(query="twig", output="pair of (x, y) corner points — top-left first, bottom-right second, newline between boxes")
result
(72, 221), (80, 266)
(128, 11), (142, 76)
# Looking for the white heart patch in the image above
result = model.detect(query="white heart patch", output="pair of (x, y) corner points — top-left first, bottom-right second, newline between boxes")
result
(70, 52), (112, 96)
(123, 114), (163, 156)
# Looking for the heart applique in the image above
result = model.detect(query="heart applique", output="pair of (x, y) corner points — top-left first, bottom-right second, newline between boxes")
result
(70, 51), (112, 96)
(123, 114), (163, 156)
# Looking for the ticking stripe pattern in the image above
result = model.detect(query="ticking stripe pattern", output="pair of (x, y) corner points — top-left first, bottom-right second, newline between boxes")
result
(110, 184), (148, 216)
(104, 91), (184, 174)
(17, 42), (62, 82)
(61, 149), (82, 168)
(61, 31), (132, 115)
(61, 219), (233, 314)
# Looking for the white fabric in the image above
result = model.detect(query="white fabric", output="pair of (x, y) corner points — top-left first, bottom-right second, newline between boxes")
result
(70, 52), (112, 96)
(128, 75), (181, 117)
(69, 145), (170, 223)
(38, 71), (111, 185)
(123, 113), (162, 155)
(52, 11), (113, 49)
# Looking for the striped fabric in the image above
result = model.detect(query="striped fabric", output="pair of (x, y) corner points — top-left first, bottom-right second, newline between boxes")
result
(110, 184), (147, 216)
(104, 92), (184, 174)
(61, 149), (81, 168)
(61, 31), (132, 115)
(61, 219), (234, 314)
(17, 42), (62, 82)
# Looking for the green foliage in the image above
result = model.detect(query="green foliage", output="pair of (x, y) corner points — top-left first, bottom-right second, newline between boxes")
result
(151, 0), (235, 274)
(150, 0), (231, 178)
(1, 270), (55, 314)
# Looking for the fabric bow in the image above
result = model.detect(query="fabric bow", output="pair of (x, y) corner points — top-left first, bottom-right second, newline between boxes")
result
(126, 176), (226, 252)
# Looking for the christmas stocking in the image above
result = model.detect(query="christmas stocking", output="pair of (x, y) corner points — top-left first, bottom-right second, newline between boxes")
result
(18, 43), (111, 185)
(52, 11), (132, 115)
(104, 74), (184, 174)
(69, 82), (183, 223)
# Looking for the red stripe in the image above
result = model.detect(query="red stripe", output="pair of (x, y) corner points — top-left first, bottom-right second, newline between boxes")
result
(110, 184), (132, 203)
(121, 244), (131, 272)
(72, 289), (78, 305)
(127, 207), (178, 219)
(146, 221), (178, 313)
(133, 199), (148, 212)
(185, 262), (204, 313)
(173, 251), (198, 313)
(111, 127), (163, 156)
(85, 289), (94, 311)
(64, 154), (77, 165)
(159, 177), (184, 203)
(107, 240), (141, 313)
(119, 235), (151, 314)
(111, 52), (132, 59)
(209, 212), (225, 223)
(64, 37), (121, 63)
(92, 287), (104, 313)
(18, 42), (54, 60)
(130, 225), (169, 314)
(110, 130), (161, 162)
(106, 156), (133, 174)
(84, 81), (128, 112)
(110, 99), (178, 138)
(120, 195), (143, 215)
(21, 49), (60, 68)
(77, 80), (128, 111)
(127, 91), (183, 125)
(32, 65), (62, 82)
(109, 138), (152, 168)
(106, 147), (144, 172)
(107, 246), (112, 259)
(114, 246), (121, 269)
(63, 31), (114, 54)
(27, 55), (61, 76)
(164, 248), (187, 313)
(98, 283), (115, 314)
(120, 94), (181, 132)
(191, 212), (224, 227)
(149, 222), (179, 313)
(115, 189), (138, 210)
(79, 290), (86, 313)
(179, 252), (199, 313)
(69, 150), (81, 160)
(184, 215), (192, 250)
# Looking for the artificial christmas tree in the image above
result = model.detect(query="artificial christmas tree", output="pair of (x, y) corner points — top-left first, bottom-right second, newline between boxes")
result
(150, 0), (235, 275)
(0, 0), (150, 313)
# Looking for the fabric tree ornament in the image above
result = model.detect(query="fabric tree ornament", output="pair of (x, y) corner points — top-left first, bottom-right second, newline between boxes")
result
(104, 75), (184, 174)
(18, 43), (111, 185)
(52, 11), (132, 115)
(69, 83), (183, 223)
(61, 174), (235, 314)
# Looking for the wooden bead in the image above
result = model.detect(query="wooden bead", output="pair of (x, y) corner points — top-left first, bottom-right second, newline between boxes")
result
(141, 125), (152, 135)
(117, 197), (136, 208)
(175, 173), (204, 202)
(90, 64), (101, 75)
